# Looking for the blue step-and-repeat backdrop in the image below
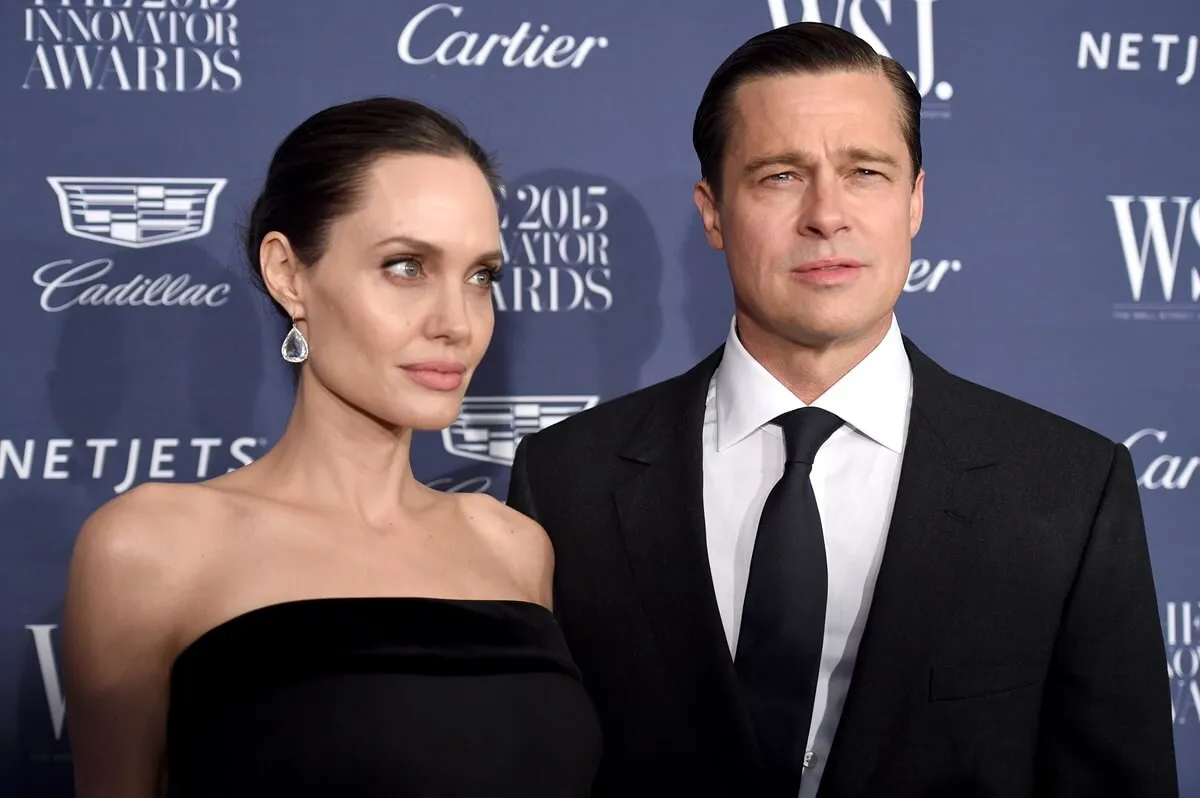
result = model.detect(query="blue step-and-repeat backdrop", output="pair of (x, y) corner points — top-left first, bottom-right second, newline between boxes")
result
(1, 0), (1196, 794)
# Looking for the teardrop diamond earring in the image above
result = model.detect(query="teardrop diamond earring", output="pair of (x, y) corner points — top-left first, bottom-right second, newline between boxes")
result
(281, 322), (309, 363)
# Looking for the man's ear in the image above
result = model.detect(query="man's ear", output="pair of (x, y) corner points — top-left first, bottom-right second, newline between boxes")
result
(694, 179), (725, 251)
(909, 168), (925, 238)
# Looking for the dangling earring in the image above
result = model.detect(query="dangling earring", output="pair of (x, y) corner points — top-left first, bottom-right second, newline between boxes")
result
(281, 319), (309, 363)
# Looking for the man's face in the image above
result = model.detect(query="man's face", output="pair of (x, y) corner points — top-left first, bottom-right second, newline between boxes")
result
(695, 70), (924, 351)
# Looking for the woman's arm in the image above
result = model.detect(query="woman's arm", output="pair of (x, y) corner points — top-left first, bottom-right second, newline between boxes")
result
(62, 485), (188, 798)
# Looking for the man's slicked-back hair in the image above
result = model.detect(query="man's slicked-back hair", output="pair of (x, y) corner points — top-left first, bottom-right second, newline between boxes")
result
(692, 22), (922, 197)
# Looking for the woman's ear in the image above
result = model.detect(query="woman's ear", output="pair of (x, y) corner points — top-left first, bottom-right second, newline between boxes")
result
(259, 232), (308, 321)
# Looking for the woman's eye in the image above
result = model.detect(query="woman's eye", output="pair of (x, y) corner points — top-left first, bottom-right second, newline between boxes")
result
(385, 258), (421, 278)
(471, 267), (501, 287)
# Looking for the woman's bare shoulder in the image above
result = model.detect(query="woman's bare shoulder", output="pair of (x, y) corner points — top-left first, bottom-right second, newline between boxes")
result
(75, 482), (224, 568)
(68, 482), (233, 624)
(454, 492), (555, 608)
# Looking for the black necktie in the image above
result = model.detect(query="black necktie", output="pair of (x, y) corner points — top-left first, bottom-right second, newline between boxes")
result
(735, 407), (844, 796)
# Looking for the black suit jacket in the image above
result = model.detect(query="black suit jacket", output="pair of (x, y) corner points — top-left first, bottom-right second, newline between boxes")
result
(507, 337), (1179, 798)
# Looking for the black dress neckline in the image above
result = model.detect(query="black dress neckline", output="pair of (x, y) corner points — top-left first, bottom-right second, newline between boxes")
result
(165, 594), (601, 797)
(174, 596), (554, 664)
(170, 596), (574, 686)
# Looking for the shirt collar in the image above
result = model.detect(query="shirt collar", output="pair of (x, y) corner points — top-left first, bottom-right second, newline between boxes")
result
(714, 314), (912, 454)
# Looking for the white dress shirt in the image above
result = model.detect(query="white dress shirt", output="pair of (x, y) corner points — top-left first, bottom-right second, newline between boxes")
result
(702, 313), (914, 797)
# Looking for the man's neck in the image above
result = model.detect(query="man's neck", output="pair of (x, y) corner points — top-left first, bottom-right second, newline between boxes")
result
(735, 314), (893, 405)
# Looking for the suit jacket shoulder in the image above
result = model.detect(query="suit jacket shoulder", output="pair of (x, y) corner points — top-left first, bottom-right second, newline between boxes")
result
(519, 347), (722, 467)
(904, 340), (1123, 485)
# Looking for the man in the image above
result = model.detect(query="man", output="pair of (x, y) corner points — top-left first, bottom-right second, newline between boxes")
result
(507, 21), (1179, 798)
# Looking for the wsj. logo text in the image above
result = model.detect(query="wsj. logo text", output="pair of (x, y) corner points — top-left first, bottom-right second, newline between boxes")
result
(28, 625), (67, 742)
(1108, 195), (1200, 321)
(767, 0), (951, 117)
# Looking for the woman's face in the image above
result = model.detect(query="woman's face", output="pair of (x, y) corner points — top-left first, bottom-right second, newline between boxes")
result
(282, 152), (503, 432)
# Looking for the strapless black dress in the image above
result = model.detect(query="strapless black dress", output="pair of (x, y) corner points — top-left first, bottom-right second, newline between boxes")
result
(166, 597), (602, 797)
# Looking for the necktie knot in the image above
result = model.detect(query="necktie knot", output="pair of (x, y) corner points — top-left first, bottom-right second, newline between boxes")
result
(773, 407), (844, 465)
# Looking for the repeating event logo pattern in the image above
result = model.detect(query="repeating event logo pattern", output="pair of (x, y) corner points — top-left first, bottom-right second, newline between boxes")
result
(4, 1), (1198, 792)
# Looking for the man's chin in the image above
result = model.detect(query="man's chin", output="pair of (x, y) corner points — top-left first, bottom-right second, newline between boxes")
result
(775, 315), (888, 351)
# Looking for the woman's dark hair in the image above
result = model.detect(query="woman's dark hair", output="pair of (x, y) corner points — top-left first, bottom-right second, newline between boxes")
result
(692, 22), (922, 198)
(244, 96), (501, 320)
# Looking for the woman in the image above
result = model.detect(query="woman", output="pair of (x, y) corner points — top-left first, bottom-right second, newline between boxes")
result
(61, 97), (602, 798)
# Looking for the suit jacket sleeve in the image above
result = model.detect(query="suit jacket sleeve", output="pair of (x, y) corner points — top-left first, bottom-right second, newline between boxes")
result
(1034, 442), (1179, 797)
(507, 434), (541, 525)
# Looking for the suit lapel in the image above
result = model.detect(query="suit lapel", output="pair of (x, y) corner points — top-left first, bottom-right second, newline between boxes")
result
(612, 346), (765, 783)
(818, 338), (998, 798)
